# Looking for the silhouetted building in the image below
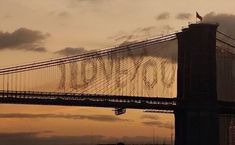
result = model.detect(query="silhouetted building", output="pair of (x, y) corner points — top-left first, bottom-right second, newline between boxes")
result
(229, 119), (235, 145)
(97, 143), (170, 145)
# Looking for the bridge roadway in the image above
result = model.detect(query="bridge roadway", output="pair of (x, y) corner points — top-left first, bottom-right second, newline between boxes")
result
(0, 90), (176, 112)
(0, 90), (234, 114)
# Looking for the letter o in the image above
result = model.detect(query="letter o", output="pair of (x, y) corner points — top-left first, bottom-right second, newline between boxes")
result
(142, 60), (158, 89)
(81, 59), (97, 85)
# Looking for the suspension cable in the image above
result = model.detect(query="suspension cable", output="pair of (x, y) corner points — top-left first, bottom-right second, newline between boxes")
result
(217, 30), (235, 42)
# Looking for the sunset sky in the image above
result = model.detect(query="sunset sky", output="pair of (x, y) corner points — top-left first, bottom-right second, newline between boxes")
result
(1, 0), (235, 145)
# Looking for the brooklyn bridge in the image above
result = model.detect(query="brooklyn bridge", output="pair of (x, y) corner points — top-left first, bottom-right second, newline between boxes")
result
(0, 23), (234, 145)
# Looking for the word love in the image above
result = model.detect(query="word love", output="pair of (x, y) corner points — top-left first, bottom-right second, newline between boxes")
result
(58, 49), (176, 91)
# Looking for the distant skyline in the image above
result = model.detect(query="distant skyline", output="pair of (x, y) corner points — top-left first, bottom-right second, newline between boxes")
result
(1, 0), (235, 145)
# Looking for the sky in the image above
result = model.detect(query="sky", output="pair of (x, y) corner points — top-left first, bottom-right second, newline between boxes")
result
(1, 0), (235, 145)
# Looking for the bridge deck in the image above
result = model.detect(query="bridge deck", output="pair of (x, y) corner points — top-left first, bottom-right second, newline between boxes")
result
(0, 90), (176, 112)
(0, 91), (235, 114)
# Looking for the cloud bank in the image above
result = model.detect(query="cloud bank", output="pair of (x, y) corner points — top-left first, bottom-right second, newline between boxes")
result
(141, 114), (160, 120)
(142, 121), (172, 129)
(0, 132), (171, 145)
(203, 12), (235, 37)
(0, 113), (130, 122)
(55, 47), (89, 56)
(0, 132), (105, 145)
(141, 114), (173, 129)
(176, 12), (192, 20)
(156, 12), (170, 20)
(0, 28), (49, 52)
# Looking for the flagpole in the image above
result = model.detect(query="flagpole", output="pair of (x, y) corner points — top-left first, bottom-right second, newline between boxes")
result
(196, 12), (203, 23)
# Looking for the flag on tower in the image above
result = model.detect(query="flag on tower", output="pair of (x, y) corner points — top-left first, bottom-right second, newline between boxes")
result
(196, 12), (203, 21)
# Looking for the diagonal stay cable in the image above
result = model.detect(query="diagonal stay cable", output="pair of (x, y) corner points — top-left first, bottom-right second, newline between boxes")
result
(216, 38), (235, 50)
(81, 45), (168, 96)
(217, 30), (235, 42)
(100, 56), (166, 97)
(3, 33), (176, 71)
(0, 36), (176, 75)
